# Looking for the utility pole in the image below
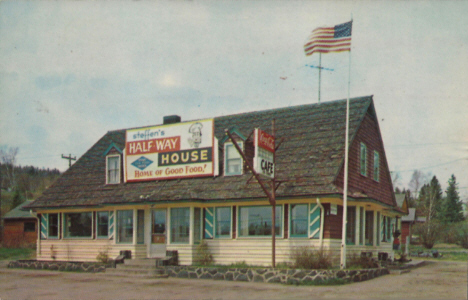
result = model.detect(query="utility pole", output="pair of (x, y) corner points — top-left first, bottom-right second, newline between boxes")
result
(61, 154), (76, 168)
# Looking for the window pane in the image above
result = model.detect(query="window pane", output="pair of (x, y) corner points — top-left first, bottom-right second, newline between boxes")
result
(65, 212), (92, 238)
(374, 151), (380, 181)
(365, 211), (374, 245)
(359, 207), (365, 245)
(360, 143), (367, 176)
(170, 208), (190, 243)
(194, 208), (201, 243)
(290, 204), (308, 236)
(346, 207), (356, 244)
(239, 205), (282, 237)
(97, 211), (109, 237)
(137, 210), (145, 244)
(118, 210), (133, 243)
(48, 213), (59, 238)
(107, 156), (120, 184)
(225, 143), (242, 175)
(215, 207), (231, 237)
(24, 222), (35, 233)
(152, 210), (166, 234)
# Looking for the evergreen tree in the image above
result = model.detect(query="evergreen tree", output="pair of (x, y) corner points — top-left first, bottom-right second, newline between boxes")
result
(441, 174), (464, 223)
(11, 189), (24, 209)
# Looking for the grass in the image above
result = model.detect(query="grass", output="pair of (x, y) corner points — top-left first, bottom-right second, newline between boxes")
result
(408, 243), (468, 262)
(0, 247), (36, 261)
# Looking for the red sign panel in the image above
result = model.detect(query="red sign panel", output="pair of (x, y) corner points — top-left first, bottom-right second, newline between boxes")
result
(257, 129), (275, 153)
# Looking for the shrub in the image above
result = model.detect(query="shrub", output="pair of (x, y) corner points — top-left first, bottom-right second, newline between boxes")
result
(347, 253), (379, 269)
(290, 246), (332, 269)
(413, 220), (444, 249)
(454, 221), (468, 249)
(96, 250), (110, 264)
(194, 240), (213, 266)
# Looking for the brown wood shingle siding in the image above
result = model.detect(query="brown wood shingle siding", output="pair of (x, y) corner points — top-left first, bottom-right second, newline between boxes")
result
(323, 204), (343, 239)
(335, 113), (395, 207)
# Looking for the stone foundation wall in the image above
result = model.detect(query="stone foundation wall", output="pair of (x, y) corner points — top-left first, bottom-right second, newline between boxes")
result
(8, 260), (111, 273)
(164, 266), (390, 284)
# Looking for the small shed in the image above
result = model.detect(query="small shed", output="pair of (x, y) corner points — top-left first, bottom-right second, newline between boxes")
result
(2, 201), (37, 248)
(401, 208), (425, 244)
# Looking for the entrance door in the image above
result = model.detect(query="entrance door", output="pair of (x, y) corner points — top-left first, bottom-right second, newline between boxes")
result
(149, 209), (166, 258)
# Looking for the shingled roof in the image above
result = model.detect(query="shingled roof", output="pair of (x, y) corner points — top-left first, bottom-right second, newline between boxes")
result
(28, 95), (394, 210)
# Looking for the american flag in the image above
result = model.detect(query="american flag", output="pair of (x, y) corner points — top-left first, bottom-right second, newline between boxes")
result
(304, 21), (352, 57)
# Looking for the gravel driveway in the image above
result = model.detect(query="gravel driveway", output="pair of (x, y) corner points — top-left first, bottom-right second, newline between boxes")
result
(0, 260), (466, 300)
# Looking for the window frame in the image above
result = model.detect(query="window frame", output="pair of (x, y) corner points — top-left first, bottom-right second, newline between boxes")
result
(24, 221), (36, 233)
(106, 155), (121, 184)
(238, 205), (283, 238)
(346, 206), (356, 245)
(214, 207), (232, 239)
(170, 207), (190, 244)
(224, 142), (243, 176)
(48, 213), (59, 239)
(373, 150), (380, 182)
(289, 203), (308, 238)
(63, 212), (93, 239)
(117, 210), (134, 244)
(96, 211), (109, 239)
(365, 211), (374, 246)
(360, 142), (367, 176)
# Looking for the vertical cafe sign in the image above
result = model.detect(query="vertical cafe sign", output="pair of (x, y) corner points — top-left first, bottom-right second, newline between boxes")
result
(125, 119), (215, 182)
(253, 128), (275, 178)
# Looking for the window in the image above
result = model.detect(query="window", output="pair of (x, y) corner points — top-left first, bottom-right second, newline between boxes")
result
(365, 211), (374, 245)
(290, 204), (308, 237)
(97, 211), (109, 238)
(376, 212), (381, 246)
(137, 210), (145, 244)
(48, 213), (59, 238)
(373, 151), (380, 181)
(346, 206), (356, 245)
(194, 208), (202, 243)
(387, 217), (392, 242)
(382, 216), (387, 242)
(224, 142), (243, 176)
(360, 143), (367, 176)
(359, 207), (364, 245)
(24, 222), (35, 233)
(64, 212), (92, 238)
(215, 207), (231, 238)
(239, 205), (282, 237)
(107, 155), (120, 184)
(170, 207), (190, 243)
(117, 210), (133, 243)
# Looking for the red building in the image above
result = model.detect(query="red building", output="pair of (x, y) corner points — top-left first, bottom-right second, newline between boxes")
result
(2, 201), (37, 248)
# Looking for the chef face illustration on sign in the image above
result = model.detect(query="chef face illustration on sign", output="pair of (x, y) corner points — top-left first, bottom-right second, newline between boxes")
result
(188, 122), (203, 148)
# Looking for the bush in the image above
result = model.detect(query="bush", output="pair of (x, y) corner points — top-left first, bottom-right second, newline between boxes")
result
(194, 240), (213, 266)
(347, 253), (379, 269)
(413, 220), (444, 249)
(454, 221), (468, 249)
(290, 247), (332, 269)
(96, 250), (110, 264)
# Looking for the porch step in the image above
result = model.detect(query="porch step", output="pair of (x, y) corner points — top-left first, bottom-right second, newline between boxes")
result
(104, 259), (168, 278)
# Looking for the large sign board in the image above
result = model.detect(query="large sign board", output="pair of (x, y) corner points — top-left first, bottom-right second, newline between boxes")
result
(125, 119), (215, 182)
(253, 128), (275, 178)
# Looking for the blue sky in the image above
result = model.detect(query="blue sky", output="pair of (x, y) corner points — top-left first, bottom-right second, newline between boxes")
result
(1, 1), (467, 199)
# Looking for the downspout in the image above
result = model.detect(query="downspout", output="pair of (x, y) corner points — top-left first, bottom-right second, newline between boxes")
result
(316, 198), (325, 249)
(30, 210), (40, 255)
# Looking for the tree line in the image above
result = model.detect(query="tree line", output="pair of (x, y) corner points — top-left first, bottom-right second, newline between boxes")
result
(394, 170), (466, 248)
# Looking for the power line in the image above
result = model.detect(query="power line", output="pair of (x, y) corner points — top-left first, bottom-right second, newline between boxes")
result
(391, 157), (468, 173)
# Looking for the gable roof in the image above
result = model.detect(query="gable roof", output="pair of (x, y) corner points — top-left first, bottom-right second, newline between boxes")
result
(3, 201), (36, 220)
(395, 194), (409, 215)
(27, 95), (396, 210)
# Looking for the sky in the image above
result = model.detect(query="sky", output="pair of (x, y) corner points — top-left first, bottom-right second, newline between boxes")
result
(1, 1), (467, 200)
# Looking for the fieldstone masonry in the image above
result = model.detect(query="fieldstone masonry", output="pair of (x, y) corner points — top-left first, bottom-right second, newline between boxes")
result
(8, 260), (111, 273)
(164, 266), (390, 284)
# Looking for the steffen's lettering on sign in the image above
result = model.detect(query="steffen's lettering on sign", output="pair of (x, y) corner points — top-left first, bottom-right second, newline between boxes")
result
(125, 119), (215, 182)
(254, 128), (275, 178)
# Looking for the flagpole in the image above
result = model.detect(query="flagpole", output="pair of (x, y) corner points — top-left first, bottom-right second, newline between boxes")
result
(318, 53), (321, 103)
(340, 19), (353, 270)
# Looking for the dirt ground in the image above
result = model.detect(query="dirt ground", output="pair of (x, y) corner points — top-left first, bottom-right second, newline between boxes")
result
(0, 260), (466, 300)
